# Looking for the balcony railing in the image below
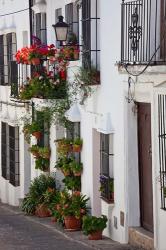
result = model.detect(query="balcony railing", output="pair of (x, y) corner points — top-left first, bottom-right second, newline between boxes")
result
(121, 0), (166, 65)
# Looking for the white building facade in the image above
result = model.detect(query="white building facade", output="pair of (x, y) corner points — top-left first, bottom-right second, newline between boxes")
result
(0, 0), (166, 250)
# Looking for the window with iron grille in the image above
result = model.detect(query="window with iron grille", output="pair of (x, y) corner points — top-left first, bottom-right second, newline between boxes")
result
(100, 133), (114, 203)
(35, 111), (49, 148)
(82, 0), (100, 71)
(65, 3), (79, 43)
(1, 122), (20, 187)
(158, 94), (166, 210)
(0, 33), (17, 86)
(66, 122), (81, 162)
(9, 125), (20, 187)
(1, 122), (7, 179)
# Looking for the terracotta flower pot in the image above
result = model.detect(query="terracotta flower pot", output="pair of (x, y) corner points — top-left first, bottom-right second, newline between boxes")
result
(35, 204), (51, 218)
(64, 216), (81, 231)
(32, 151), (40, 158)
(73, 172), (81, 177)
(62, 170), (71, 176)
(73, 191), (81, 196)
(32, 131), (42, 140)
(88, 231), (102, 240)
(31, 58), (40, 65)
(72, 145), (82, 153)
(51, 217), (57, 223)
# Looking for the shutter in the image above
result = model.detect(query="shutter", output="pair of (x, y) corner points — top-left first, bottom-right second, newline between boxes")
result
(65, 3), (73, 34)
(36, 13), (41, 40)
(55, 8), (62, 23)
(0, 35), (4, 85)
(160, 0), (166, 59)
(82, 0), (91, 68)
(10, 61), (18, 97)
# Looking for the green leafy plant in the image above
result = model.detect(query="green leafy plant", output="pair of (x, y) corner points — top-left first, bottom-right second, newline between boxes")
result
(55, 138), (72, 155)
(21, 174), (56, 215)
(19, 76), (67, 100)
(82, 215), (108, 235)
(55, 191), (89, 220)
(29, 145), (40, 157)
(21, 195), (37, 215)
(39, 147), (51, 159)
(70, 160), (83, 176)
(35, 157), (50, 171)
(73, 138), (83, 146)
(62, 176), (81, 191)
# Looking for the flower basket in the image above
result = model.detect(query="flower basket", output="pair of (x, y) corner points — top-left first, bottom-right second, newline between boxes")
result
(64, 216), (81, 231)
(73, 172), (82, 177)
(35, 204), (51, 218)
(32, 131), (42, 140)
(31, 58), (41, 65)
(72, 145), (82, 153)
(88, 231), (102, 240)
(62, 170), (71, 177)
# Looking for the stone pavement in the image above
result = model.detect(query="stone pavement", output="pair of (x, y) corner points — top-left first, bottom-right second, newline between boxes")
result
(0, 202), (141, 250)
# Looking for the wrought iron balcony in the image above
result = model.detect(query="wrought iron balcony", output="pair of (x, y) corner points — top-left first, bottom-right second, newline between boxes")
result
(121, 0), (166, 65)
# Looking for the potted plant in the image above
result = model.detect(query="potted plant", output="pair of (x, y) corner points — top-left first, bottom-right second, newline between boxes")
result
(30, 121), (42, 139)
(72, 138), (83, 152)
(76, 66), (100, 86)
(62, 176), (81, 191)
(36, 188), (56, 218)
(21, 174), (56, 216)
(82, 215), (108, 240)
(29, 145), (40, 158)
(39, 147), (51, 159)
(70, 160), (83, 176)
(55, 138), (72, 155)
(35, 157), (50, 172)
(61, 193), (89, 231)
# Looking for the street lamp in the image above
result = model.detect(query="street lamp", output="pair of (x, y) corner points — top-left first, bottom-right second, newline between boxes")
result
(52, 16), (69, 46)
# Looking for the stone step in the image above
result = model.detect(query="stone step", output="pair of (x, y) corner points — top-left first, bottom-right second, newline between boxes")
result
(129, 227), (154, 250)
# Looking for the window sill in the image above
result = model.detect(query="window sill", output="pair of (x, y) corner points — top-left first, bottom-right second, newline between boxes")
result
(100, 196), (114, 205)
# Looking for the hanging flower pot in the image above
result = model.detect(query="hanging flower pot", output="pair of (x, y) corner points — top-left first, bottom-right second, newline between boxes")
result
(31, 58), (41, 65)
(72, 144), (82, 153)
(88, 231), (102, 240)
(73, 171), (82, 177)
(62, 169), (71, 177)
(64, 216), (81, 231)
(32, 131), (42, 140)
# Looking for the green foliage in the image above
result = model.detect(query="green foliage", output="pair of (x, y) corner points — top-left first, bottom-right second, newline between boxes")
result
(21, 174), (56, 214)
(35, 157), (50, 171)
(70, 160), (83, 174)
(73, 138), (83, 146)
(109, 178), (114, 193)
(62, 176), (81, 191)
(21, 195), (37, 215)
(55, 191), (89, 219)
(38, 147), (50, 159)
(82, 215), (108, 235)
(19, 76), (67, 100)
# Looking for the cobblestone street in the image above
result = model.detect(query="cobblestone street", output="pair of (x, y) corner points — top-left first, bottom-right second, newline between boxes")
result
(0, 203), (140, 250)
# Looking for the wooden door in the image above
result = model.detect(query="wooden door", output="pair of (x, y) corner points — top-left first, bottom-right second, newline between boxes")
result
(161, 0), (166, 59)
(137, 103), (154, 233)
